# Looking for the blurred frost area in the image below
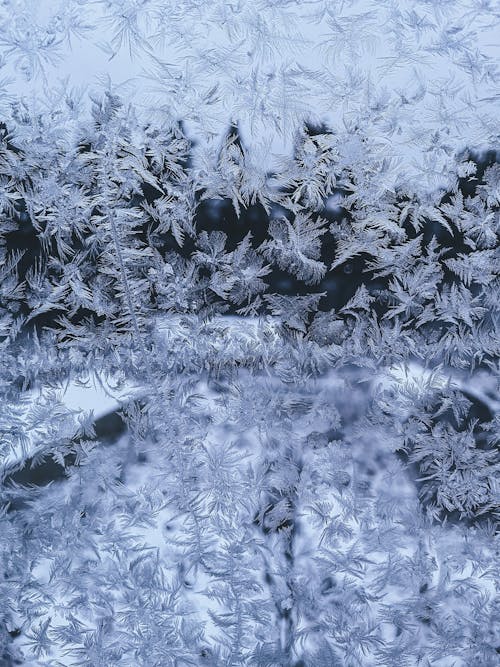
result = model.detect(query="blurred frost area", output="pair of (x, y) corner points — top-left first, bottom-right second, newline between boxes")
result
(3, 315), (497, 483)
(0, 0), (498, 193)
(4, 340), (498, 666)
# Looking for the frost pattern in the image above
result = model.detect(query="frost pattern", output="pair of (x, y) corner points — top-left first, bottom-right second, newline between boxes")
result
(0, 2), (498, 666)
(0, 0), (498, 189)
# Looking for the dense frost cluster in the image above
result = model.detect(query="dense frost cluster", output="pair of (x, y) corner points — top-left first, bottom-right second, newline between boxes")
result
(0, 1), (498, 666)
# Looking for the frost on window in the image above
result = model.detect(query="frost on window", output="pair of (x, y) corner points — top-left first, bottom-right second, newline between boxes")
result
(0, 2), (499, 666)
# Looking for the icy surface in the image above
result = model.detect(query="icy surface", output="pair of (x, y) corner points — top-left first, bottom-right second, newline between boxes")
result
(0, 0), (498, 192)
